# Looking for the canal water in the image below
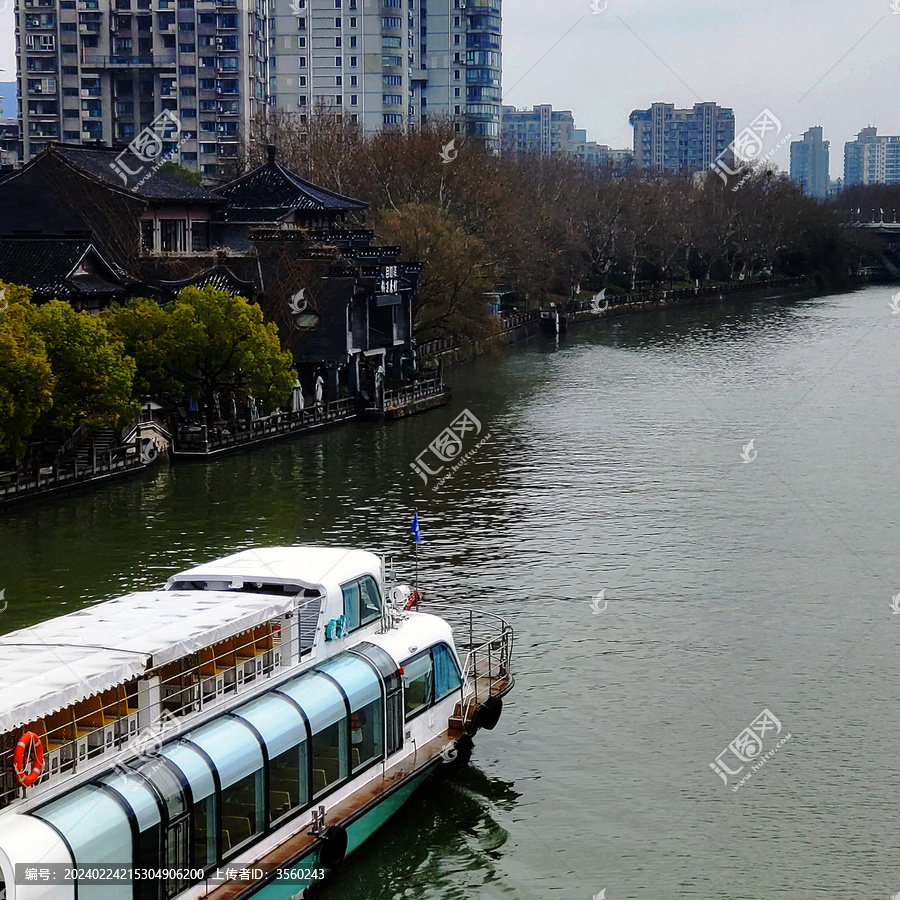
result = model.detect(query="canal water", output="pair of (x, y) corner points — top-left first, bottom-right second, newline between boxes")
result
(2, 284), (899, 899)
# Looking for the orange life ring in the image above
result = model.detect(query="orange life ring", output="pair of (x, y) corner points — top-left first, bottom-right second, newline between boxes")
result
(13, 731), (44, 787)
(404, 590), (419, 611)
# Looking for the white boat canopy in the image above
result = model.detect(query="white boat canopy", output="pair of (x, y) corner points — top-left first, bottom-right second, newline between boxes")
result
(0, 589), (295, 734)
(168, 546), (381, 593)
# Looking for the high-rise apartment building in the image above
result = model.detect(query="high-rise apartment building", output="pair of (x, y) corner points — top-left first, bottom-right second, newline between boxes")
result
(500, 104), (574, 157)
(270, 0), (501, 148)
(789, 127), (829, 198)
(844, 127), (900, 186)
(15, 0), (269, 174)
(629, 102), (734, 175)
(15, 0), (502, 171)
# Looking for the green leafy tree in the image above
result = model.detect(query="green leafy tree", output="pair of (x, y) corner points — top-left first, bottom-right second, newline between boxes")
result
(157, 286), (295, 412)
(31, 300), (137, 431)
(103, 297), (177, 398)
(158, 161), (204, 187)
(0, 284), (55, 458)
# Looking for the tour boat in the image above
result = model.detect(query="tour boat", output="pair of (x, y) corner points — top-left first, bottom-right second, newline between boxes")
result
(0, 547), (513, 899)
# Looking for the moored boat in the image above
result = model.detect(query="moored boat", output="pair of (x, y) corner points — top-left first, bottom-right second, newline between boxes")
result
(0, 547), (513, 899)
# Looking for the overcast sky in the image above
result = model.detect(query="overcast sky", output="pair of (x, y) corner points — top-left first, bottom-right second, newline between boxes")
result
(2, 0), (898, 179)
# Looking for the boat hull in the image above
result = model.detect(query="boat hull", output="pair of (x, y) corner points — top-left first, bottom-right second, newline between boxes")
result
(242, 766), (437, 899)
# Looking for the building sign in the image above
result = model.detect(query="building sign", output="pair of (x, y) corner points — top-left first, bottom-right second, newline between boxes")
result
(379, 265), (399, 295)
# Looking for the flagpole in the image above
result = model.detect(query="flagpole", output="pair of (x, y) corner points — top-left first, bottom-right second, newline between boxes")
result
(414, 507), (419, 595)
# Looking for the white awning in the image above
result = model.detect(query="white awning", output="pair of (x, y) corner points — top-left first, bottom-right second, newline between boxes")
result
(0, 589), (295, 734)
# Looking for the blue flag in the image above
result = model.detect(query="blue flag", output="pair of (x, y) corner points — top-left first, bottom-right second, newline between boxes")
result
(411, 512), (421, 543)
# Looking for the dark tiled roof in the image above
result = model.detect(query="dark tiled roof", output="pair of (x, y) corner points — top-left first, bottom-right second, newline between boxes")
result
(215, 150), (368, 222)
(49, 144), (223, 203)
(158, 264), (256, 296)
(0, 237), (132, 298)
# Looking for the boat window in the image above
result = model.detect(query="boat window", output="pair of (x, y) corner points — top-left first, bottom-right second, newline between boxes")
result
(316, 654), (384, 773)
(162, 741), (217, 869)
(234, 693), (308, 825)
(100, 771), (164, 900)
(341, 575), (382, 631)
(402, 651), (434, 719)
(134, 757), (186, 820)
(34, 785), (133, 900)
(280, 672), (348, 798)
(351, 643), (403, 756)
(184, 718), (264, 859)
(433, 643), (463, 701)
(310, 719), (347, 798)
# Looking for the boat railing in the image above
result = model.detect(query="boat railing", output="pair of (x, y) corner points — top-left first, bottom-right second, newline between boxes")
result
(418, 603), (514, 727)
(0, 594), (325, 810)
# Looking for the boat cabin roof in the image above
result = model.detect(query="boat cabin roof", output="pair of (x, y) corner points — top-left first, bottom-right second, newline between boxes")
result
(168, 547), (381, 593)
(0, 589), (296, 734)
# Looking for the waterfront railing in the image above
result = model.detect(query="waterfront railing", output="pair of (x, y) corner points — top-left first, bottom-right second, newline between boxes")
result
(0, 442), (143, 505)
(173, 397), (357, 455)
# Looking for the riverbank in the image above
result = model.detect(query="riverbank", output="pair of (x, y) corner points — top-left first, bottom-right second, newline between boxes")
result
(418, 276), (815, 367)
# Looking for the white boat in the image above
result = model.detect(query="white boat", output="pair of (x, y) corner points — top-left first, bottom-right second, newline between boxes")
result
(0, 547), (513, 899)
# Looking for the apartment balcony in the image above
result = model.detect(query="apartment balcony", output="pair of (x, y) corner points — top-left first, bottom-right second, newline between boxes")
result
(81, 54), (176, 67)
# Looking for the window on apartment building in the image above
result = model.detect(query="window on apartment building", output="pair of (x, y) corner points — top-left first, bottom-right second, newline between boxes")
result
(178, 42), (195, 52)
(454, 69), (460, 80)
(334, 16), (340, 26)
(61, 22), (76, 31)
(383, 113), (401, 124)
(299, 75), (306, 86)
(336, 75), (342, 85)
(348, 16), (356, 27)
(181, 107), (196, 117)
(350, 94), (357, 106)
(383, 16), (400, 27)
(334, 56), (341, 66)
(178, 21), (194, 30)
(349, 75), (357, 86)
(179, 64), (195, 74)
(335, 36), (341, 47)
(349, 56), (357, 66)
(299, 56), (306, 66)
(297, 16), (305, 29)
(299, 36), (306, 46)
(62, 43), (77, 53)
(334, 0), (340, 6)
(348, 35), (356, 48)
(199, 78), (215, 89)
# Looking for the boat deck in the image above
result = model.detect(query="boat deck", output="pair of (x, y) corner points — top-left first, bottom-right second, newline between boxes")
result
(203, 730), (460, 900)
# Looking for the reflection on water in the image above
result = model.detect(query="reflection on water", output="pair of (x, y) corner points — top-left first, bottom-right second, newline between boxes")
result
(3, 286), (900, 897)
(318, 770), (520, 900)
